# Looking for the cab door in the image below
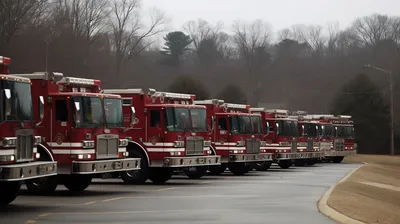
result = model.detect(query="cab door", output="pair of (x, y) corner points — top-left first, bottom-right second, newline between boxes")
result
(216, 115), (229, 142)
(50, 96), (72, 149)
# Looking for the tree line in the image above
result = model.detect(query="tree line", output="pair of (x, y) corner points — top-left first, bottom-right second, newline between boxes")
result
(1, 0), (399, 154)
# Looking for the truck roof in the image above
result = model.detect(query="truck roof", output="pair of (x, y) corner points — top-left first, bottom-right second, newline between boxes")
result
(146, 104), (205, 109)
(51, 92), (121, 98)
(215, 112), (261, 116)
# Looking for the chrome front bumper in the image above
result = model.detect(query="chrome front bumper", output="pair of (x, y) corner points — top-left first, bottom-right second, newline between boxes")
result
(0, 161), (57, 182)
(275, 153), (298, 160)
(163, 155), (221, 167)
(229, 153), (273, 163)
(325, 150), (357, 157)
(72, 158), (140, 174)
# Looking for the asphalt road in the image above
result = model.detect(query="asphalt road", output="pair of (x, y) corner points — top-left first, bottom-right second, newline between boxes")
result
(1, 163), (360, 224)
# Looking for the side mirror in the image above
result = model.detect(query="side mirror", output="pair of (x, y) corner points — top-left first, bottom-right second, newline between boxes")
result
(130, 106), (138, 126)
(36, 96), (45, 126)
(4, 89), (11, 116)
(39, 96), (45, 119)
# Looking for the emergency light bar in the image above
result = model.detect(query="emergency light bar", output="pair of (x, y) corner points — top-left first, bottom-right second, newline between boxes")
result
(337, 115), (352, 119)
(304, 114), (336, 120)
(10, 72), (64, 82)
(194, 99), (225, 105)
(148, 88), (195, 100)
(249, 108), (265, 112)
(224, 103), (249, 110)
(0, 56), (11, 65)
(58, 77), (100, 86)
(292, 110), (307, 116)
(264, 109), (289, 115)
(102, 89), (144, 94)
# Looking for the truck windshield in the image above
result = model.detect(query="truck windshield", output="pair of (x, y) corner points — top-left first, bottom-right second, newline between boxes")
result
(320, 124), (334, 138)
(190, 108), (207, 132)
(335, 125), (354, 138)
(71, 96), (104, 128)
(0, 80), (33, 122)
(229, 115), (258, 134)
(251, 116), (263, 134)
(104, 98), (123, 128)
(164, 107), (207, 132)
(302, 123), (318, 137)
(277, 120), (299, 137)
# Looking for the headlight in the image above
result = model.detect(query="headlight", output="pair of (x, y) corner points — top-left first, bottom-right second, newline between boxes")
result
(34, 136), (42, 145)
(2, 137), (16, 146)
(260, 141), (267, 147)
(203, 140), (212, 147)
(236, 141), (245, 146)
(174, 141), (184, 148)
(119, 139), (129, 147)
(82, 140), (95, 149)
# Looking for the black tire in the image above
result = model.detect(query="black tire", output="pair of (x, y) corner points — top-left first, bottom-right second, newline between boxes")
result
(25, 176), (59, 195)
(228, 163), (248, 175)
(149, 168), (173, 184)
(254, 161), (272, 171)
(185, 166), (208, 179)
(333, 156), (344, 163)
(0, 181), (21, 206)
(209, 164), (227, 175)
(121, 150), (149, 184)
(63, 175), (92, 192)
(294, 159), (307, 167)
(306, 159), (317, 166)
(25, 149), (58, 195)
(278, 160), (292, 169)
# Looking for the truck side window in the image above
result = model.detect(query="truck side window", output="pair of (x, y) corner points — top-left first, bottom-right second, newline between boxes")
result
(55, 100), (68, 122)
(267, 121), (274, 132)
(150, 110), (161, 127)
(218, 117), (227, 130)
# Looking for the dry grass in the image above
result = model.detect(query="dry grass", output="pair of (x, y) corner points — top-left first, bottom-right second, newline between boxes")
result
(327, 154), (400, 224)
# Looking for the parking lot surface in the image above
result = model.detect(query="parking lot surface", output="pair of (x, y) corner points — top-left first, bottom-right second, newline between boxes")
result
(0, 163), (360, 224)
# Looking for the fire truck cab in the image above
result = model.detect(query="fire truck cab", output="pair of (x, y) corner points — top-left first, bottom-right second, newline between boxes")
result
(194, 100), (273, 175)
(250, 108), (311, 169)
(9, 72), (140, 194)
(0, 57), (57, 205)
(330, 115), (357, 163)
(101, 88), (221, 184)
(289, 111), (324, 166)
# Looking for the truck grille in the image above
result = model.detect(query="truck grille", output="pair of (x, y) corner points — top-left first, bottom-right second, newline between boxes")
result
(334, 139), (345, 151)
(186, 137), (204, 155)
(16, 135), (34, 161)
(246, 138), (260, 154)
(291, 140), (297, 153)
(307, 139), (313, 151)
(97, 134), (119, 159)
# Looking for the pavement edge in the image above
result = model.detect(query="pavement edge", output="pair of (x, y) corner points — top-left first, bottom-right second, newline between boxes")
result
(317, 163), (367, 224)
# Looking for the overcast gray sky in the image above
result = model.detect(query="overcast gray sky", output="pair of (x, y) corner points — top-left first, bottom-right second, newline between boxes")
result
(143, 0), (400, 32)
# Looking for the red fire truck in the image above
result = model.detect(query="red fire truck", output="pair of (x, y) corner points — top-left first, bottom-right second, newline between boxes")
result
(193, 100), (273, 175)
(250, 108), (309, 169)
(100, 88), (221, 183)
(304, 114), (356, 163)
(9, 72), (140, 194)
(301, 114), (335, 160)
(0, 56), (57, 205)
(288, 111), (324, 166)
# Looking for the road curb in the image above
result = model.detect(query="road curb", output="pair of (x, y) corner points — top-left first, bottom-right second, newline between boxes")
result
(317, 163), (366, 224)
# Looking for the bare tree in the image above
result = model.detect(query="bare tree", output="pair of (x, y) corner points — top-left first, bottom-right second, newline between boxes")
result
(0, 0), (46, 50)
(326, 22), (340, 56)
(232, 19), (272, 105)
(289, 24), (326, 57)
(351, 14), (400, 47)
(109, 0), (165, 76)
